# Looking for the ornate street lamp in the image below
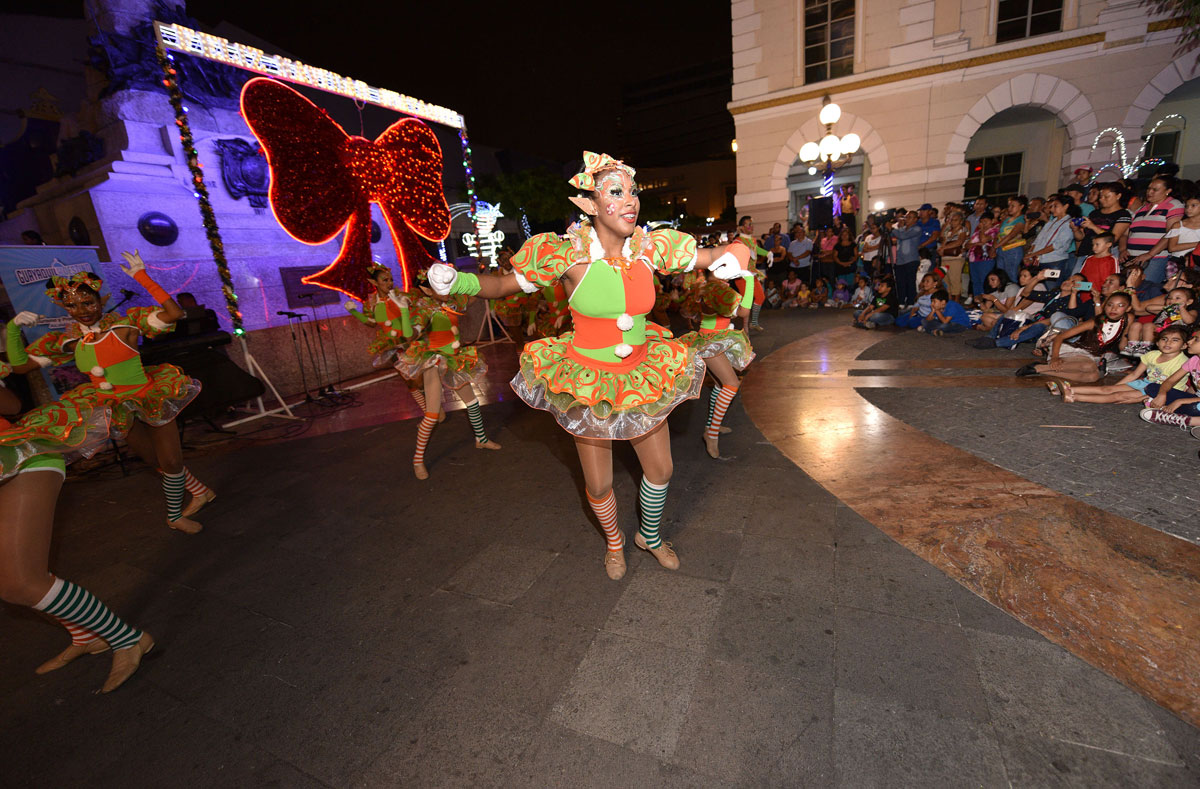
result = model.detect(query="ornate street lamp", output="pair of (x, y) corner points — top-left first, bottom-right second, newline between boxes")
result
(798, 96), (860, 197)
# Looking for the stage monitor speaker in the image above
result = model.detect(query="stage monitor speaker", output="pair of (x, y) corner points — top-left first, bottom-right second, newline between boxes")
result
(808, 196), (834, 229)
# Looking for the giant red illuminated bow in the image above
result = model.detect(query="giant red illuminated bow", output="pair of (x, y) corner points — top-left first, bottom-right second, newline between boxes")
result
(240, 77), (451, 300)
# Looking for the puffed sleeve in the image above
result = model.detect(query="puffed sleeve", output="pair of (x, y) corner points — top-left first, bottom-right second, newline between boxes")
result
(124, 306), (176, 339)
(647, 229), (698, 274)
(510, 233), (579, 289)
(26, 332), (74, 366)
(704, 282), (741, 317)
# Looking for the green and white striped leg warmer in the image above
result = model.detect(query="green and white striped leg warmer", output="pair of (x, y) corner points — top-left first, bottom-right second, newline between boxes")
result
(706, 384), (723, 431)
(638, 477), (670, 549)
(161, 469), (186, 521)
(465, 401), (489, 444)
(750, 303), (762, 328)
(33, 577), (142, 651)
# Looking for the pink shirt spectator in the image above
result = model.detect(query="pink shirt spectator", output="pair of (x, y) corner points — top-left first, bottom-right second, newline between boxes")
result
(1127, 197), (1185, 257)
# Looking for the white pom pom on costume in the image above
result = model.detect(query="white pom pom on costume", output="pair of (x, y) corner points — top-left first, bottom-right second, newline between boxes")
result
(613, 343), (633, 359)
(390, 329), (399, 337)
(99, 382), (114, 391)
(90, 366), (105, 377)
(616, 313), (634, 332)
(451, 341), (461, 349)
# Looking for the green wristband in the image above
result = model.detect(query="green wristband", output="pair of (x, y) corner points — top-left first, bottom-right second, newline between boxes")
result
(6, 322), (29, 366)
(449, 272), (481, 296)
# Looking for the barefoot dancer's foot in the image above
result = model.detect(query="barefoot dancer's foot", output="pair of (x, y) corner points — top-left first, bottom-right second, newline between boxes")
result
(604, 550), (626, 581)
(181, 489), (217, 519)
(167, 516), (202, 535)
(413, 462), (429, 480)
(475, 440), (502, 451)
(1061, 382), (1075, 403)
(99, 633), (154, 694)
(35, 639), (110, 675)
(634, 532), (679, 570)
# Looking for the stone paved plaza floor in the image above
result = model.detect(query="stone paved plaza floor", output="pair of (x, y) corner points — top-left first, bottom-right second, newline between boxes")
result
(2, 309), (1198, 787)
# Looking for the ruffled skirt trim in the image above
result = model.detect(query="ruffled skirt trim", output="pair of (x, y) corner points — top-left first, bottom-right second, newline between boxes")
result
(679, 328), (756, 371)
(394, 342), (486, 389)
(0, 400), (114, 482)
(510, 323), (704, 439)
(60, 363), (200, 436)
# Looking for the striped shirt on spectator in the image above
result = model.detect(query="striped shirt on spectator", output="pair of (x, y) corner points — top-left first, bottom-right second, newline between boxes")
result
(1127, 197), (1184, 257)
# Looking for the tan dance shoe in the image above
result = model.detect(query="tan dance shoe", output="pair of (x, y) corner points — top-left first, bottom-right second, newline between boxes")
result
(98, 632), (154, 694)
(604, 549), (627, 581)
(167, 516), (203, 534)
(35, 639), (109, 675)
(475, 440), (502, 451)
(181, 489), (217, 518)
(413, 462), (429, 480)
(719, 426), (731, 434)
(704, 435), (721, 459)
(634, 533), (679, 570)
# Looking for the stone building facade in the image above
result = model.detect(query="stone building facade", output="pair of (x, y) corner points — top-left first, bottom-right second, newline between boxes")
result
(729, 0), (1195, 226)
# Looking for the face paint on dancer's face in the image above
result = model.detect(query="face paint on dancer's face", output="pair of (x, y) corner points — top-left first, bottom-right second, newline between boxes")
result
(372, 270), (394, 293)
(592, 170), (640, 236)
(61, 289), (105, 325)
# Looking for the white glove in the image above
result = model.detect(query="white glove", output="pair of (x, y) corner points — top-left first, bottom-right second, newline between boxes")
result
(427, 263), (457, 295)
(708, 252), (744, 280)
(13, 310), (39, 328)
(343, 301), (358, 311)
(766, 251), (774, 265)
(119, 249), (146, 277)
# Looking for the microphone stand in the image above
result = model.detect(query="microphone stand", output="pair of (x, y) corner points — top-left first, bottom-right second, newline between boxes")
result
(105, 290), (137, 314)
(298, 293), (343, 401)
(277, 310), (314, 403)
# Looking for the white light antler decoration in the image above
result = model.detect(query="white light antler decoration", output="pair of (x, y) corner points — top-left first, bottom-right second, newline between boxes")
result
(1090, 114), (1185, 182)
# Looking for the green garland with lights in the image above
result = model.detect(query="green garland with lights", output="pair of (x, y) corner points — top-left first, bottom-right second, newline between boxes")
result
(155, 46), (244, 335)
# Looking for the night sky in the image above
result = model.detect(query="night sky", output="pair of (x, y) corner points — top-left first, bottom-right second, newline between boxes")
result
(21, 0), (730, 163)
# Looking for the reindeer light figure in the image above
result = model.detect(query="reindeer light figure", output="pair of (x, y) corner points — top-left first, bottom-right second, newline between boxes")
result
(1090, 114), (1185, 183)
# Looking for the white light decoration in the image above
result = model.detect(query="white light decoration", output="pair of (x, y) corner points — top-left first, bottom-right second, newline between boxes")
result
(731, 139), (739, 153)
(873, 200), (885, 211)
(819, 101), (842, 125)
(1090, 114), (1185, 181)
(819, 134), (841, 160)
(461, 201), (505, 267)
(799, 142), (821, 162)
(154, 21), (464, 128)
(840, 133), (861, 155)
(808, 166), (818, 175)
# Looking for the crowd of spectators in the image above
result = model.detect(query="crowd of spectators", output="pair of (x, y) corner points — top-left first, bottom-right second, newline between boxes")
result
(698, 166), (1200, 435)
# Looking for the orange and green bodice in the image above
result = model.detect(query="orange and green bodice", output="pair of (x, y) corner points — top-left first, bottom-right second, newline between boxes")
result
(510, 224), (697, 371)
(23, 308), (172, 393)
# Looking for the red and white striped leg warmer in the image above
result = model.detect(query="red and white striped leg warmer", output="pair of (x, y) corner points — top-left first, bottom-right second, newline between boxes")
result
(587, 489), (623, 551)
(413, 412), (438, 465)
(705, 385), (738, 441)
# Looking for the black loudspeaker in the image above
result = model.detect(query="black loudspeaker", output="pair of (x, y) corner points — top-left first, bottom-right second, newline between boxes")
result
(808, 196), (834, 229)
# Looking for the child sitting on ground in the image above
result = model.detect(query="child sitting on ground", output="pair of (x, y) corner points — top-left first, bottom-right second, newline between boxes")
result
(1123, 287), (1198, 355)
(1140, 329), (1200, 429)
(853, 276), (898, 329)
(1051, 325), (1188, 403)
(851, 274), (873, 310)
(921, 289), (971, 335)
(812, 277), (830, 308)
(781, 270), (803, 308)
(832, 279), (852, 308)
(1016, 292), (1133, 382)
(896, 273), (938, 328)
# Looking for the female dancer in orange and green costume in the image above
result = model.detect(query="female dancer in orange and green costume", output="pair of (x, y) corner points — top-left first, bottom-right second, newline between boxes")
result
(735, 225), (769, 331)
(5, 252), (212, 534)
(680, 271), (756, 458)
(392, 280), (501, 479)
(428, 152), (751, 579)
(343, 263), (443, 420)
(0, 369), (154, 693)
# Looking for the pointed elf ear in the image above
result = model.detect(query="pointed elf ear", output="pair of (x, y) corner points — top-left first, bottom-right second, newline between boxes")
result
(568, 195), (597, 216)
